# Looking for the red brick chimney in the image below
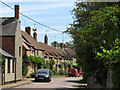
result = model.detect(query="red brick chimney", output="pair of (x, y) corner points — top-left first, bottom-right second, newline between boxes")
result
(64, 44), (66, 48)
(53, 41), (57, 47)
(25, 26), (31, 35)
(33, 32), (37, 41)
(14, 5), (19, 19)
(44, 34), (48, 44)
(60, 43), (63, 49)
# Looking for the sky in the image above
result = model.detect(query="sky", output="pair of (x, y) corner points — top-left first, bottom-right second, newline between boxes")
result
(0, 0), (77, 45)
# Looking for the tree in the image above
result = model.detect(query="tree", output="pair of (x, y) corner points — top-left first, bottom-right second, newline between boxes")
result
(66, 1), (120, 87)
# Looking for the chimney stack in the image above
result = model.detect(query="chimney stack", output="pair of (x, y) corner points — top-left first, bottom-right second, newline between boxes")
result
(64, 44), (66, 48)
(14, 5), (19, 19)
(71, 47), (74, 50)
(53, 41), (57, 47)
(44, 34), (48, 44)
(33, 32), (37, 41)
(60, 43), (63, 49)
(25, 26), (31, 35)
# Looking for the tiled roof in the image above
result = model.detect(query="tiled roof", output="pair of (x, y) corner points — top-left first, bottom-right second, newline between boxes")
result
(22, 42), (30, 50)
(39, 42), (64, 58)
(0, 47), (15, 58)
(64, 48), (75, 57)
(0, 17), (18, 36)
(21, 31), (44, 51)
(57, 48), (72, 60)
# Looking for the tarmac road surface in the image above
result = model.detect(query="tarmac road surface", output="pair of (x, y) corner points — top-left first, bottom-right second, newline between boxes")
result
(14, 76), (84, 89)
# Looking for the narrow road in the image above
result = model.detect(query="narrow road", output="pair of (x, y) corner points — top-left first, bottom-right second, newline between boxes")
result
(14, 77), (84, 89)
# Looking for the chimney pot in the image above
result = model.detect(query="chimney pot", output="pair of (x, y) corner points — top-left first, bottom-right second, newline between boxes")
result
(64, 44), (66, 48)
(60, 43), (63, 49)
(44, 34), (48, 44)
(25, 26), (31, 35)
(33, 31), (37, 41)
(53, 41), (57, 47)
(71, 47), (74, 50)
(14, 5), (19, 19)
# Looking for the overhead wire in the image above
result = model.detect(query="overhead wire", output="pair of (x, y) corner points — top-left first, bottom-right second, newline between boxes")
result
(0, 0), (64, 33)
(0, 0), (73, 43)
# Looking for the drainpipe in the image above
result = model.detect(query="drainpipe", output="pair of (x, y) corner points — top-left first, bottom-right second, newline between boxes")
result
(15, 58), (16, 83)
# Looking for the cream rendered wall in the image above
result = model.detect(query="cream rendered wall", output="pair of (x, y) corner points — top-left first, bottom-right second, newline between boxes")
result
(15, 20), (22, 80)
(26, 63), (35, 76)
(73, 58), (77, 65)
(34, 50), (37, 56)
(26, 51), (31, 56)
(5, 58), (15, 82)
(26, 50), (36, 76)
(38, 51), (43, 58)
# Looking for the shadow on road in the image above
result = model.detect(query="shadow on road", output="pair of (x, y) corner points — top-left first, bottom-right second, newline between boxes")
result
(66, 79), (87, 88)
(32, 80), (51, 83)
(66, 80), (80, 84)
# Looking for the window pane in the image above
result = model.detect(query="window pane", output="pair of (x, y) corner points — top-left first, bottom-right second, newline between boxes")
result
(8, 58), (10, 73)
(12, 60), (14, 73)
(19, 46), (21, 57)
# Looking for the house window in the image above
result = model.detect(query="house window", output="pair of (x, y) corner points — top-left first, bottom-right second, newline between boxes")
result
(37, 51), (38, 56)
(8, 58), (10, 73)
(58, 64), (61, 68)
(12, 60), (15, 73)
(19, 46), (21, 57)
(42, 52), (43, 58)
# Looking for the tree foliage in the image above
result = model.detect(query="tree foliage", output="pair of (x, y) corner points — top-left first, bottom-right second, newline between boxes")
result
(66, 1), (120, 87)
(0, 53), (6, 73)
(50, 58), (55, 70)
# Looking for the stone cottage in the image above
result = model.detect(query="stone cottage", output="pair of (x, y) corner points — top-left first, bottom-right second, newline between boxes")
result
(0, 5), (22, 84)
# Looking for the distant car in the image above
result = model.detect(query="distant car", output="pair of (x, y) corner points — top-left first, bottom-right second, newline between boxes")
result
(68, 68), (79, 77)
(35, 69), (51, 82)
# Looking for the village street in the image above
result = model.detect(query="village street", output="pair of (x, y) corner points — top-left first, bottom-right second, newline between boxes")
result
(14, 77), (85, 89)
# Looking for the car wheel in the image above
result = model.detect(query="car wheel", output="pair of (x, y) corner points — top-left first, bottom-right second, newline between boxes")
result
(75, 74), (77, 77)
(49, 79), (51, 82)
(35, 77), (38, 81)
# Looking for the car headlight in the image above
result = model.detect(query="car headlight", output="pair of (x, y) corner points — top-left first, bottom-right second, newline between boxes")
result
(46, 75), (49, 77)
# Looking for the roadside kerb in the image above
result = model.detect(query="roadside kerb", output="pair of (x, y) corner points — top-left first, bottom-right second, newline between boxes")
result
(2, 79), (32, 89)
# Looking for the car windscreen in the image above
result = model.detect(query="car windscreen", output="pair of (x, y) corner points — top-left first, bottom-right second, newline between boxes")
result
(37, 72), (48, 74)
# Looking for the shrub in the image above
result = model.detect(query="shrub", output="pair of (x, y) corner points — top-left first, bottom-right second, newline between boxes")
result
(22, 62), (28, 76)
(26, 72), (35, 78)
(50, 58), (55, 70)
(59, 70), (65, 76)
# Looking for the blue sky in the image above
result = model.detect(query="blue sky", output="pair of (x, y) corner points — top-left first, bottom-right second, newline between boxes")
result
(0, 0), (76, 45)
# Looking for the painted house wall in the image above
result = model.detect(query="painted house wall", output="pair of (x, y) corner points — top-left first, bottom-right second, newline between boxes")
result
(38, 50), (43, 58)
(15, 20), (22, 80)
(25, 50), (43, 76)
(73, 58), (77, 65)
(5, 58), (15, 82)
(26, 50), (33, 56)
(26, 63), (35, 76)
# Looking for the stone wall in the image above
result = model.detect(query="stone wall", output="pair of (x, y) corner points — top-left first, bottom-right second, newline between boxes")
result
(15, 20), (22, 80)
(87, 76), (105, 88)
(87, 70), (113, 88)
